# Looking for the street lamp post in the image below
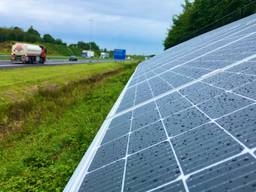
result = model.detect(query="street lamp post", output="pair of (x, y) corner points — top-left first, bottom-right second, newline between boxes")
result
(89, 19), (93, 51)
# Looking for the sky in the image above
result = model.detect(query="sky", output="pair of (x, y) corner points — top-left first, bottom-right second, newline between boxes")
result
(0, 0), (185, 55)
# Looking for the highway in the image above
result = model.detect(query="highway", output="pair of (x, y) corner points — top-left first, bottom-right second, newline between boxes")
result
(0, 59), (110, 68)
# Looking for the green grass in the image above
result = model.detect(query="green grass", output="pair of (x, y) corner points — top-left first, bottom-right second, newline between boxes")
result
(0, 62), (120, 103)
(0, 62), (137, 191)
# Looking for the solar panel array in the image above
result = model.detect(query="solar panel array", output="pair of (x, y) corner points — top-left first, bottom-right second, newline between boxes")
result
(66, 14), (256, 192)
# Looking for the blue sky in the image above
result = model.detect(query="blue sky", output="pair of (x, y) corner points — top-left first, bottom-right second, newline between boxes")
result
(0, 0), (184, 55)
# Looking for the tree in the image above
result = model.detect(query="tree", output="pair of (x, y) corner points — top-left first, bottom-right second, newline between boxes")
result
(164, 0), (256, 50)
(27, 26), (40, 37)
(43, 34), (55, 43)
(55, 38), (64, 44)
(26, 26), (41, 42)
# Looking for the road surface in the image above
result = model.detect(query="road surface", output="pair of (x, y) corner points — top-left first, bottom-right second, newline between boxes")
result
(0, 59), (111, 68)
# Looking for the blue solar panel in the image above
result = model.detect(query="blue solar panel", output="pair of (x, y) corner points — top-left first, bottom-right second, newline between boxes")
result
(124, 141), (180, 192)
(150, 181), (186, 192)
(65, 14), (256, 192)
(187, 154), (256, 192)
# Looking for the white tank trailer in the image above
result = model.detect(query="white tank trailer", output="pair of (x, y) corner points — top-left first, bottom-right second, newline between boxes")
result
(11, 43), (47, 64)
(81, 50), (94, 58)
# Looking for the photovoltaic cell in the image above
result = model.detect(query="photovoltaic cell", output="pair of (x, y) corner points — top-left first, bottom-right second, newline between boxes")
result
(233, 81), (256, 100)
(156, 92), (192, 118)
(149, 77), (173, 96)
(187, 154), (256, 192)
(151, 180), (186, 192)
(160, 71), (193, 87)
(128, 121), (166, 154)
(197, 92), (253, 119)
(79, 160), (125, 192)
(213, 73), (256, 90)
(102, 120), (130, 144)
(164, 107), (210, 137)
(132, 109), (160, 131)
(88, 135), (128, 171)
(133, 101), (156, 116)
(171, 123), (243, 174)
(135, 81), (153, 104)
(109, 112), (132, 128)
(180, 84), (224, 104)
(66, 14), (256, 192)
(217, 104), (256, 148)
(124, 142), (180, 192)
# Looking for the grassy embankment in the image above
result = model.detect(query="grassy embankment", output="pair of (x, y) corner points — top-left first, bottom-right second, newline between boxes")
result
(0, 61), (138, 191)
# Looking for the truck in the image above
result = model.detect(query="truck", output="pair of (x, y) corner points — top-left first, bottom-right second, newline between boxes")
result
(11, 43), (47, 64)
(100, 52), (109, 59)
(81, 50), (94, 58)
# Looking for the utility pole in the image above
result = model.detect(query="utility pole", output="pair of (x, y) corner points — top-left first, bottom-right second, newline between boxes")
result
(89, 19), (93, 51)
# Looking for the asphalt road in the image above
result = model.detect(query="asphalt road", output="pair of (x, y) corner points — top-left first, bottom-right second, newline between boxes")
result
(0, 59), (111, 68)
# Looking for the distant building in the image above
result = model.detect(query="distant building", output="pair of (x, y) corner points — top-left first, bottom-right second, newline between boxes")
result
(100, 52), (109, 59)
(81, 50), (94, 58)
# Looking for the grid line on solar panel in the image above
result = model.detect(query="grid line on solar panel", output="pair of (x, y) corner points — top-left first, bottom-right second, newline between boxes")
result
(171, 123), (243, 174)
(233, 80), (256, 100)
(101, 119), (131, 144)
(145, 78), (190, 192)
(127, 24), (256, 89)
(168, 103), (256, 141)
(217, 104), (256, 149)
(124, 141), (181, 192)
(186, 154), (256, 192)
(128, 121), (167, 154)
(170, 61), (256, 95)
(149, 180), (186, 192)
(88, 135), (128, 171)
(78, 159), (125, 192)
(103, 91), (244, 146)
(120, 78), (138, 192)
(200, 80), (256, 103)
(173, 66), (256, 92)
(196, 92), (253, 119)
(185, 65), (256, 79)
(113, 46), (256, 119)
(167, 64), (255, 106)
(177, 89), (256, 160)
(163, 107), (210, 137)
(103, 97), (237, 147)
(140, 22), (255, 74)
(116, 50), (256, 123)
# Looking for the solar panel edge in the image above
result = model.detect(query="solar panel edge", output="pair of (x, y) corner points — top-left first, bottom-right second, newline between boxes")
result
(63, 67), (139, 192)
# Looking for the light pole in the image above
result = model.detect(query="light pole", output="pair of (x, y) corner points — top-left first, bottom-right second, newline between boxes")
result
(89, 19), (93, 51)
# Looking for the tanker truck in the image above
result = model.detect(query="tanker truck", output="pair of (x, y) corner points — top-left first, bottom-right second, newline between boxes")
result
(11, 43), (47, 64)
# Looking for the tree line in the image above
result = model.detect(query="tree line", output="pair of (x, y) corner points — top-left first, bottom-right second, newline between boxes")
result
(0, 26), (100, 54)
(164, 0), (256, 49)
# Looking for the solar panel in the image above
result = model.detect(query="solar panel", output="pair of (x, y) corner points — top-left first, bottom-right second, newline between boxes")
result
(65, 14), (256, 192)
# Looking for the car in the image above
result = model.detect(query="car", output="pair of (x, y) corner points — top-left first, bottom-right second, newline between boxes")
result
(69, 56), (78, 61)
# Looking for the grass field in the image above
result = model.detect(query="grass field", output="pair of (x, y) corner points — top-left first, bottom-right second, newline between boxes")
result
(0, 61), (137, 191)
(0, 62), (120, 103)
